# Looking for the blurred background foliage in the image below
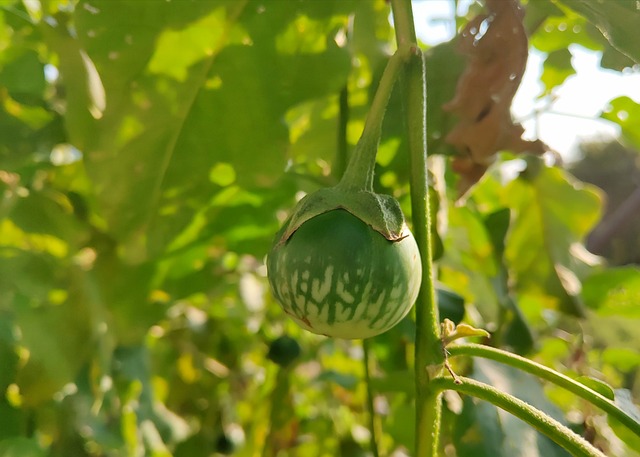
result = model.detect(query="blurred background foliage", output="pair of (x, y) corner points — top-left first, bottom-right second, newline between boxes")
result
(0, 0), (639, 456)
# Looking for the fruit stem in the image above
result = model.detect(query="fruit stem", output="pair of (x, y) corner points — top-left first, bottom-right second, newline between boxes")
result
(337, 46), (411, 192)
(334, 85), (350, 182)
(390, 1), (443, 456)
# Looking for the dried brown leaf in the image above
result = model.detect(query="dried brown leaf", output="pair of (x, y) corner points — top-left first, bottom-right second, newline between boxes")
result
(444, 0), (547, 194)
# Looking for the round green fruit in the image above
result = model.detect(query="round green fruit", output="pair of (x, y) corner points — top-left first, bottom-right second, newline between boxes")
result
(267, 209), (421, 339)
(267, 335), (301, 367)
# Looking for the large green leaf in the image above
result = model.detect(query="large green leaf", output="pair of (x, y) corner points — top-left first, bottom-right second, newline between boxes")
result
(503, 163), (603, 316)
(62, 1), (353, 257)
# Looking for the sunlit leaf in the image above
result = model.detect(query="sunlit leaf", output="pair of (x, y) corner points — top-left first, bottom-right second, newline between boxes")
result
(557, 0), (640, 63)
(529, 13), (601, 54)
(601, 96), (640, 150)
(582, 266), (640, 317)
(540, 48), (574, 95)
(601, 347), (640, 373)
(503, 163), (603, 316)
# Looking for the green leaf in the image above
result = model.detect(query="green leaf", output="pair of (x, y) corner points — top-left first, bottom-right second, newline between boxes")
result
(481, 208), (535, 354)
(15, 295), (93, 406)
(370, 370), (414, 394)
(440, 204), (501, 325)
(483, 208), (510, 259)
(7, 191), (84, 245)
(575, 376), (614, 400)
(385, 401), (416, 454)
(582, 267), (640, 317)
(451, 323), (490, 340)
(540, 48), (574, 95)
(68, 0), (351, 253)
(0, 437), (45, 457)
(0, 319), (18, 393)
(454, 395), (505, 457)
(425, 40), (465, 157)
(0, 399), (22, 441)
(147, 7), (231, 81)
(601, 347), (640, 373)
(600, 45), (637, 72)
(601, 97), (640, 150)
(501, 301), (535, 355)
(529, 14), (602, 54)
(454, 359), (571, 457)
(609, 389), (640, 453)
(557, 0), (640, 63)
(437, 286), (465, 325)
(503, 163), (603, 316)
(0, 49), (45, 98)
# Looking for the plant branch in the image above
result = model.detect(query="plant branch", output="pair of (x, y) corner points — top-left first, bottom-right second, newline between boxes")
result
(390, 1), (443, 456)
(432, 376), (607, 457)
(447, 343), (640, 437)
(363, 339), (380, 457)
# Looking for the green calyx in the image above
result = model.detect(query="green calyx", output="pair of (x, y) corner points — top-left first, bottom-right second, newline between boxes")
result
(274, 46), (417, 244)
(275, 186), (407, 244)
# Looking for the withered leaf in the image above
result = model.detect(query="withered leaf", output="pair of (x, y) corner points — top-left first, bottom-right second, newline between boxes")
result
(444, 0), (547, 194)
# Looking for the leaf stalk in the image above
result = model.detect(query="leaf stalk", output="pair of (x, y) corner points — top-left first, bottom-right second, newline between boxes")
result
(431, 376), (607, 457)
(448, 343), (640, 438)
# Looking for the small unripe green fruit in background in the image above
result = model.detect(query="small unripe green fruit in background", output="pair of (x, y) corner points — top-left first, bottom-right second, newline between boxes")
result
(267, 335), (301, 367)
(268, 209), (421, 339)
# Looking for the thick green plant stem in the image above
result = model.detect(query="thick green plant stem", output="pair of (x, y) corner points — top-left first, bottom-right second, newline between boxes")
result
(363, 339), (380, 457)
(448, 343), (640, 437)
(390, 1), (443, 455)
(431, 376), (607, 457)
(338, 46), (410, 192)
